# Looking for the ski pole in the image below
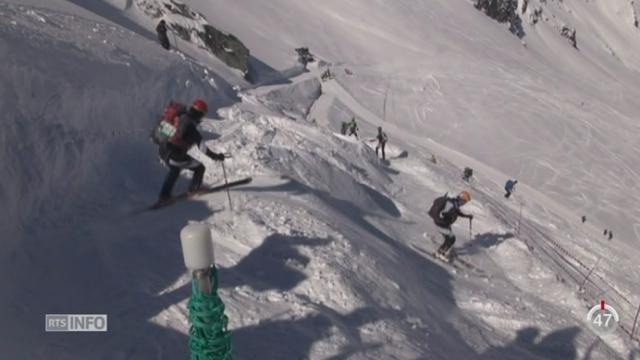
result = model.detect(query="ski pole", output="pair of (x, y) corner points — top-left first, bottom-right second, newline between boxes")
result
(469, 218), (473, 241)
(632, 302), (640, 340)
(171, 27), (179, 52)
(220, 161), (233, 211)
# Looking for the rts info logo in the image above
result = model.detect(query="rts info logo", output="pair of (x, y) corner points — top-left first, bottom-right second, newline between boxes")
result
(45, 314), (108, 332)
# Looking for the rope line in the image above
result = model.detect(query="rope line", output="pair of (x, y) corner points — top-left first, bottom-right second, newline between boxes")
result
(188, 266), (233, 360)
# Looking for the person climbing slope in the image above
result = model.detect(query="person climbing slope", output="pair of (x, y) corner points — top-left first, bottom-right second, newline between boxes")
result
(152, 98), (226, 206)
(428, 191), (474, 261)
(347, 117), (359, 139)
(156, 20), (170, 50)
(504, 179), (518, 199)
(463, 167), (473, 182)
(375, 126), (388, 160)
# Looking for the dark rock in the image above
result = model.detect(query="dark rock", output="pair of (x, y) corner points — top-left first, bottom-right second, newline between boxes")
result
(474, 0), (524, 37)
(136, 0), (250, 76)
(475, 0), (518, 23)
(170, 23), (191, 41)
(529, 6), (543, 25)
(561, 25), (577, 48)
(198, 25), (250, 75)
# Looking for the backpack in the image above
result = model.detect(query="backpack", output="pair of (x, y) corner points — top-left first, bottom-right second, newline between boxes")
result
(151, 101), (186, 145)
(428, 193), (448, 224)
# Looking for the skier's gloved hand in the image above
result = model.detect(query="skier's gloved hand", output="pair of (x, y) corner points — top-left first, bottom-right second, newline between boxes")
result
(212, 152), (226, 161)
(207, 150), (226, 161)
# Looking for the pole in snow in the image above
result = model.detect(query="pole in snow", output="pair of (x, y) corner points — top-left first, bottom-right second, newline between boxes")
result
(221, 161), (233, 211)
(632, 303), (640, 340)
(578, 257), (600, 293)
(181, 224), (216, 294)
(180, 224), (233, 360)
(516, 201), (524, 235)
(170, 26), (179, 52)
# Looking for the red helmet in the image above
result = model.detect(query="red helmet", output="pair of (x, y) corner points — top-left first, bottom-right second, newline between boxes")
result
(192, 98), (208, 114)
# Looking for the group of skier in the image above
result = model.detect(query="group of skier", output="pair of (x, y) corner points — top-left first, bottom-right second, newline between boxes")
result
(340, 117), (389, 161)
(150, 96), (611, 263)
(148, 94), (495, 261)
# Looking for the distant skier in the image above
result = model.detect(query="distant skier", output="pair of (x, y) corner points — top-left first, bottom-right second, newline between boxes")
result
(608, 230), (613, 240)
(347, 117), (359, 139)
(463, 167), (473, 182)
(504, 179), (518, 199)
(340, 121), (348, 135)
(581, 215), (586, 223)
(152, 99), (226, 205)
(428, 191), (474, 260)
(320, 68), (333, 81)
(295, 47), (314, 70)
(156, 20), (170, 50)
(375, 126), (388, 160)
(604, 229), (608, 237)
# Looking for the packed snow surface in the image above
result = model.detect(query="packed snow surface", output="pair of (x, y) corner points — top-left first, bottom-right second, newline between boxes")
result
(2, 0), (640, 359)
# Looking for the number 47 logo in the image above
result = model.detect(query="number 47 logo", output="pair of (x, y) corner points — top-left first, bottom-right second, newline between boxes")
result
(587, 301), (619, 335)
(592, 313), (613, 327)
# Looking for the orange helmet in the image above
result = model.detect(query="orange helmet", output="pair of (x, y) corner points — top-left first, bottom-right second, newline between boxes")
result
(458, 190), (471, 203)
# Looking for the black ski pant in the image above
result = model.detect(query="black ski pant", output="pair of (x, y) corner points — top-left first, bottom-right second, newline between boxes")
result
(160, 164), (205, 198)
(505, 190), (512, 198)
(376, 142), (386, 160)
(437, 228), (456, 254)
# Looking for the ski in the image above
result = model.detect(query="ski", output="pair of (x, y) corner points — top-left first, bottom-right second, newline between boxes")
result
(418, 233), (489, 277)
(410, 243), (463, 272)
(144, 177), (253, 211)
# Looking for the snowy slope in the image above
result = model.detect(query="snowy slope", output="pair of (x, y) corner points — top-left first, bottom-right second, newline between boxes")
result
(2, 0), (640, 359)
(191, 0), (640, 249)
(0, 1), (239, 358)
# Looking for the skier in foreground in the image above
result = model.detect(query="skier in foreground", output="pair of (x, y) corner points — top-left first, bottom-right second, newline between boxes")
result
(153, 99), (226, 205)
(429, 191), (474, 261)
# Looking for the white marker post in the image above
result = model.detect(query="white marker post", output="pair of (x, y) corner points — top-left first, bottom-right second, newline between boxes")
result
(180, 224), (215, 294)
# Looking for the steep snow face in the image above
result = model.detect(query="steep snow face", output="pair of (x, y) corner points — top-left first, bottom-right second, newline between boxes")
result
(0, 3), (239, 356)
(188, 0), (640, 247)
(176, 75), (636, 359)
(0, 2), (233, 241)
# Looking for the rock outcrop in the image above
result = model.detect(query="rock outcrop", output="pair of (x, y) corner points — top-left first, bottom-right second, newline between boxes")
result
(137, 0), (250, 76)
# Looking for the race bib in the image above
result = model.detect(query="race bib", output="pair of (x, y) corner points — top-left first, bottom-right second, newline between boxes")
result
(158, 121), (177, 137)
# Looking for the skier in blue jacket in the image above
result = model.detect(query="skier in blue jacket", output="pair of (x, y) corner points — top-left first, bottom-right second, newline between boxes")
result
(504, 179), (518, 199)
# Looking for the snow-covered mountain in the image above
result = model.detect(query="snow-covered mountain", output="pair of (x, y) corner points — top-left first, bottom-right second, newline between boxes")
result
(2, 0), (640, 359)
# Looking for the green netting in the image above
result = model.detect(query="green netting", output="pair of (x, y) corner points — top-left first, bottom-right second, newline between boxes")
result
(188, 266), (232, 360)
